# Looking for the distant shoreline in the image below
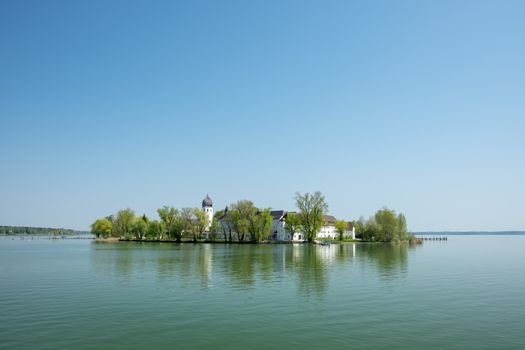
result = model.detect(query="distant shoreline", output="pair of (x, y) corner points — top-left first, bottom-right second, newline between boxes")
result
(0, 225), (87, 236)
(415, 231), (525, 235)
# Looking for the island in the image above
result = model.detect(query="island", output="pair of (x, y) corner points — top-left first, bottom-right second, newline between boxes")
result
(91, 192), (420, 244)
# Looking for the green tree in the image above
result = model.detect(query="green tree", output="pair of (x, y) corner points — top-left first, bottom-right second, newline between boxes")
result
(180, 207), (195, 241)
(212, 209), (226, 241)
(248, 208), (273, 243)
(208, 218), (220, 241)
(285, 212), (301, 240)
(192, 208), (209, 242)
(294, 191), (328, 242)
(397, 213), (409, 240)
(334, 220), (348, 241)
(146, 220), (164, 240)
(362, 216), (380, 241)
(354, 216), (366, 239)
(131, 215), (148, 240)
(375, 208), (399, 242)
(114, 208), (135, 238)
(360, 207), (412, 242)
(157, 206), (178, 240)
(230, 200), (256, 242)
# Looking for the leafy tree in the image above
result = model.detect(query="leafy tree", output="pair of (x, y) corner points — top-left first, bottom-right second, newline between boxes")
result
(285, 212), (301, 240)
(114, 208), (135, 238)
(131, 215), (148, 240)
(360, 207), (412, 242)
(213, 209), (227, 241)
(91, 218), (113, 238)
(334, 220), (348, 241)
(157, 206), (178, 240)
(208, 218), (220, 241)
(169, 215), (184, 242)
(353, 216), (366, 239)
(146, 220), (164, 240)
(398, 213), (408, 240)
(362, 216), (380, 241)
(375, 208), (399, 242)
(192, 208), (209, 241)
(294, 191), (328, 242)
(180, 207), (195, 241)
(230, 200), (256, 242)
(251, 208), (273, 242)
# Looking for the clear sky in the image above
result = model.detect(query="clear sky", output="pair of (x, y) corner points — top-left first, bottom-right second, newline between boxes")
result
(1, 0), (524, 232)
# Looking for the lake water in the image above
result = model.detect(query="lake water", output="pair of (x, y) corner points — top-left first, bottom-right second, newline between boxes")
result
(1, 235), (524, 349)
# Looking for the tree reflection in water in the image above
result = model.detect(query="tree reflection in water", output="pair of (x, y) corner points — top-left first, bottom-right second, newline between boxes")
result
(91, 241), (418, 294)
(358, 243), (413, 279)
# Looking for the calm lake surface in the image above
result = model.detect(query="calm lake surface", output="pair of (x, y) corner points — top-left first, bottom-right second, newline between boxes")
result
(1, 235), (524, 349)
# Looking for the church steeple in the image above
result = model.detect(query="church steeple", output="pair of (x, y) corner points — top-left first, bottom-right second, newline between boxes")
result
(202, 194), (213, 208)
(201, 194), (214, 231)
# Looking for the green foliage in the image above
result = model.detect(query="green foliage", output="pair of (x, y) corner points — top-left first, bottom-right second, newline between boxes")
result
(91, 218), (113, 238)
(215, 209), (233, 242)
(0, 226), (77, 235)
(192, 208), (209, 241)
(146, 220), (164, 240)
(294, 191), (328, 242)
(353, 216), (365, 239)
(179, 207), (194, 240)
(157, 206), (178, 240)
(251, 208), (273, 243)
(284, 212), (300, 240)
(208, 216), (221, 241)
(131, 215), (148, 240)
(360, 207), (412, 242)
(230, 200), (256, 242)
(227, 201), (272, 242)
(113, 208), (135, 238)
(334, 220), (348, 241)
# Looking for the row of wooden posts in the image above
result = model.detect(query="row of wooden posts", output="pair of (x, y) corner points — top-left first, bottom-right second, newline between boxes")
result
(418, 236), (448, 241)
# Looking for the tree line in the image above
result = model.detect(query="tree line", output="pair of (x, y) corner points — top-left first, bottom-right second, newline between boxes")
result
(0, 226), (78, 235)
(90, 192), (330, 243)
(91, 206), (210, 242)
(91, 192), (414, 243)
(354, 207), (415, 243)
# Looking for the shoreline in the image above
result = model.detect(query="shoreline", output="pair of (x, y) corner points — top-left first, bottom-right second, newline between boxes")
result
(94, 238), (422, 245)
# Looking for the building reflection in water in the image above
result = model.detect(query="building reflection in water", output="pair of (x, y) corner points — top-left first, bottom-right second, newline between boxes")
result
(91, 241), (416, 295)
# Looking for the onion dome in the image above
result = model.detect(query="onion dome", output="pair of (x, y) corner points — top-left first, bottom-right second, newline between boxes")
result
(202, 194), (213, 207)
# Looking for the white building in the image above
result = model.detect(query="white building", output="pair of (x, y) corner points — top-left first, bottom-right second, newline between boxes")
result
(315, 215), (355, 240)
(267, 211), (355, 241)
(211, 197), (355, 241)
(269, 210), (288, 240)
(202, 194), (214, 231)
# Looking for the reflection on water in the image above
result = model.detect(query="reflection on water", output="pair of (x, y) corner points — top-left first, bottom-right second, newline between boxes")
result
(4, 236), (525, 350)
(359, 243), (412, 279)
(91, 242), (417, 296)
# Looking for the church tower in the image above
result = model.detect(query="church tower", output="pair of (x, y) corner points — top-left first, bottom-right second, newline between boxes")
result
(202, 194), (214, 231)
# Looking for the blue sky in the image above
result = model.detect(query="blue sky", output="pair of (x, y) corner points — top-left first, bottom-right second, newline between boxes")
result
(1, 0), (524, 231)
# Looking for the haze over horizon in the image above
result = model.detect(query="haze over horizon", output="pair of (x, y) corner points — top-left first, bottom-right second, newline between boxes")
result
(1, 0), (524, 232)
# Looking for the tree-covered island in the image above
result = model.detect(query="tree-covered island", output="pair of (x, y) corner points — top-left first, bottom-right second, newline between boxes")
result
(0, 226), (80, 236)
(91, 192), (419, 244)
